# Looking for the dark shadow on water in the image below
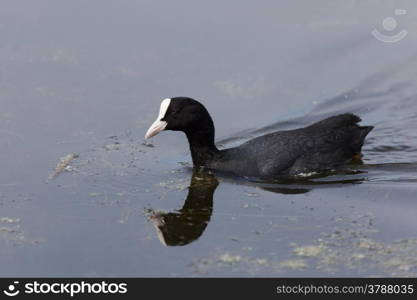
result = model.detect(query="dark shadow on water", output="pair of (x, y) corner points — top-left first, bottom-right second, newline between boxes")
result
(146, 166), (368, 246)
(146, 171), (218, 246)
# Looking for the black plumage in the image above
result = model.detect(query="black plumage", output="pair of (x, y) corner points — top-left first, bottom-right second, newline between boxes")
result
(146, 97), (373, 177)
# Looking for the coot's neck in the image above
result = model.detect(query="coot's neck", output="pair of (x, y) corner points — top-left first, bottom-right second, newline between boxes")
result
(184, 127), (219, 168)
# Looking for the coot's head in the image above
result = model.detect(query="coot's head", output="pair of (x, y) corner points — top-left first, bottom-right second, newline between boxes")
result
(145, 97), (214, 139)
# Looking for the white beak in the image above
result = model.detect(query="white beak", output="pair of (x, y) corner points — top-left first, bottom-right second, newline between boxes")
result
(144, 98), (171, 139)
(144, 119), (167, 139)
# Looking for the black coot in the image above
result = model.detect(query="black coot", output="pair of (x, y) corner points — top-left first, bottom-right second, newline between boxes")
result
(145, 97), (373, 177)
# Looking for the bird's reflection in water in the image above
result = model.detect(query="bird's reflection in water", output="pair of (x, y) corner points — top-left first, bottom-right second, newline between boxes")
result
(147, 167), (366, 246)
(147, 171), (218, 246)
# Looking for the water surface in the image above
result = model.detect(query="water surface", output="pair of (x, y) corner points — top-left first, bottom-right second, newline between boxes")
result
(1, 1), (417, 276)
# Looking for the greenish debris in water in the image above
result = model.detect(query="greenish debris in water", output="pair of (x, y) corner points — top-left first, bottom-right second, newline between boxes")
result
(0, 216), (43, 245)
(0, 217), (20, 224)
(279, 259), (308, 270)
(254, 258), (268, 265)
(218, 253), (242, 264)
(293, 244), (327, 257)
(0, 217), (24, 243)
(191, 252), (271, 274)
(48, 153), (79, 180)
(288, 214), (417, 276)
(190, 214), (417, 276)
